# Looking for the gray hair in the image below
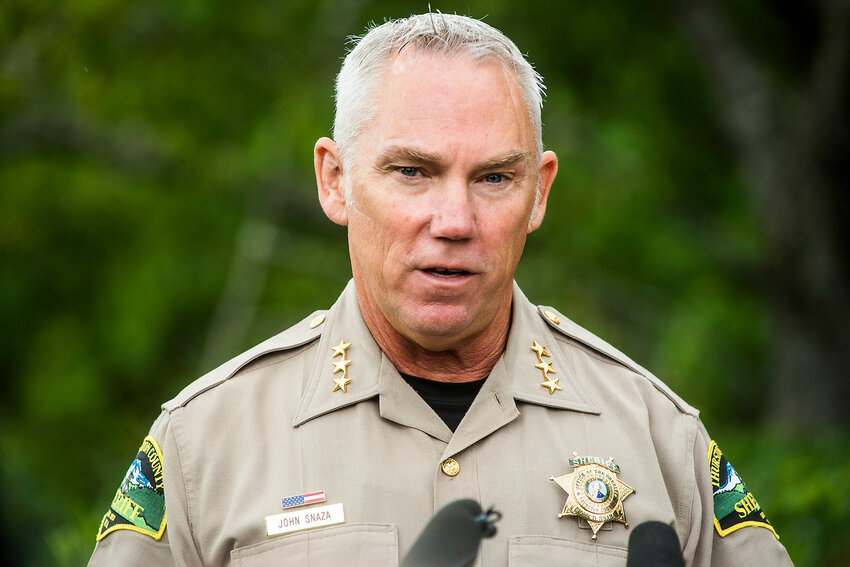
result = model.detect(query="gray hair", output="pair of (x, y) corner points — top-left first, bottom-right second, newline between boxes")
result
(333, 13), (546, 168)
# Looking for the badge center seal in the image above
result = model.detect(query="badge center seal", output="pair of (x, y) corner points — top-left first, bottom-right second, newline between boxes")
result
(550, 455), (635, 540)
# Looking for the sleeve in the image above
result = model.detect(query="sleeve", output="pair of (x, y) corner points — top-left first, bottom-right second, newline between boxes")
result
(88, 528), (176, 567)
(684, 420), (794, 566)
(88, 409), (199, 567)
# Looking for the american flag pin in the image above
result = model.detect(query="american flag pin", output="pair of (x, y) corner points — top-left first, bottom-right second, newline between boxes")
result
(281, 490), (326, 510)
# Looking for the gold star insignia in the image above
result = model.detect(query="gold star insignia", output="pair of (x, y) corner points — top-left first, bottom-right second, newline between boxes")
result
(530, 341), (551, 358)
(330, 339), (352, 392)
(531, 340), (561, 395)
(550, 456), (635, 540)
(540, 376), (563, 394)
(331, 339), (351, 358)
(332, 374), (352, 393)
(332, 358), (352, 374)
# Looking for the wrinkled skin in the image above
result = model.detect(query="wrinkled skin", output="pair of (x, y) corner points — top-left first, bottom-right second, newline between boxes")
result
(315, 49), (558, 381)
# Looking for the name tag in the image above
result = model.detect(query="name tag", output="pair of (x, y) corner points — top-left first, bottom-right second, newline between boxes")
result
(266, 503), (345, 536)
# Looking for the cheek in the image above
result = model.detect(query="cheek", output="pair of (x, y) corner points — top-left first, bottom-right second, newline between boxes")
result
(354, 186), (423, 246)
(347, 202), (406, 276)
(483, 208), (532, 262)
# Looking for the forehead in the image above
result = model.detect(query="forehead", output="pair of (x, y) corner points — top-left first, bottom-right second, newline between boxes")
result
(354, 50), (535, 162)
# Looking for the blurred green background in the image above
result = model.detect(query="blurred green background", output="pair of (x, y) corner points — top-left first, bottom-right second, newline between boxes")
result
(2, 0), (848, 565)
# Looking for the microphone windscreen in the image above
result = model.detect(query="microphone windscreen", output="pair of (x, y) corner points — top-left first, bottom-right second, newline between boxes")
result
(626, 521), (685, 567)
(402, 499), (489, 567)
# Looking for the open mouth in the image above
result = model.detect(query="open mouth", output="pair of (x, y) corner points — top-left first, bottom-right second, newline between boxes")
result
(423, 268), (471, 278)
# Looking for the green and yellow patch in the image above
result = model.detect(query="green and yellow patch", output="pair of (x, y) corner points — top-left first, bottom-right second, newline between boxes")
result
(97, 435), (166, 541)
(709, 440), (778, 539)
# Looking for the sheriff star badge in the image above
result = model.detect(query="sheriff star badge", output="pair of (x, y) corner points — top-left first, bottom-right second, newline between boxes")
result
(550, 455), (635, 540)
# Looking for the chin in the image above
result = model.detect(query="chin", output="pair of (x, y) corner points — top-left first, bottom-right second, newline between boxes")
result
(399, 307), (478, 348)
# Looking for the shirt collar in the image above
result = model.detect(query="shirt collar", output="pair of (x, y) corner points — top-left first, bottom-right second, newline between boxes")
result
(502, 283), (600, 414)
(293, 281), (600, 431)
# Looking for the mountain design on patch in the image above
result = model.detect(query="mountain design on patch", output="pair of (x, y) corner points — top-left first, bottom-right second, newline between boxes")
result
(121, 459), (154, 492)
(714, 462), (743, 495)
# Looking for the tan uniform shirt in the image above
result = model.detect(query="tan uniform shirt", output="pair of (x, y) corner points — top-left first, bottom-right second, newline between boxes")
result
(89, 281), (792, 566)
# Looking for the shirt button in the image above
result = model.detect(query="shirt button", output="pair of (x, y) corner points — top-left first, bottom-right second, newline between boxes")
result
(441, 458), (460, 477)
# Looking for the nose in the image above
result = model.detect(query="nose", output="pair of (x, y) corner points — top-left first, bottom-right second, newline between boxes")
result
(428, 181), (477, 240)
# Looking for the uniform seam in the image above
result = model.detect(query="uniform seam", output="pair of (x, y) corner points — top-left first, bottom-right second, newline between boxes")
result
(508, 536), (628, 556)
(169, 407), (204, 562)
(174, 342), (318, 410)
(472, 445), (484, 566)
(232, 344), (314, 379)
(682, 413), (699, 548)
(551, 335), (631, 371)
(232, 524), (397, 558)
(556, 336), (697, 418)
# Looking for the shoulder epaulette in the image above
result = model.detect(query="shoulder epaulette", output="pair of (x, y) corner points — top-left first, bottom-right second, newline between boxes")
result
(162, 310), (327, 412)
(537, 305), (698, 417)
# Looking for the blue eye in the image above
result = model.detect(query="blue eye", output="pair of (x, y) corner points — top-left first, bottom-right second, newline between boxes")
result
(484, 173), (504, 184)
(399, 167), (418, 177)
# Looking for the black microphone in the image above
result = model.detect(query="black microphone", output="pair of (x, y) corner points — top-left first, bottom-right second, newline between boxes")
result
(626, 521), (685, 567)
(401, 499), (501, 567)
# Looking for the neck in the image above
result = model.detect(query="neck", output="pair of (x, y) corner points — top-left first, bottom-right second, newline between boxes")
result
(361, 304), (511, 384)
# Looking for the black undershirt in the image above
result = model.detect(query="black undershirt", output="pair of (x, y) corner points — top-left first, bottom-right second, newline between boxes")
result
(400, 373), (487, 432)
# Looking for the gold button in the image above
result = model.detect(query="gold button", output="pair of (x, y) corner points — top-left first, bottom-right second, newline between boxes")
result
(544, 310), (561, 325)
(441, 458), (460, 476)
(309, 314), (326, 328)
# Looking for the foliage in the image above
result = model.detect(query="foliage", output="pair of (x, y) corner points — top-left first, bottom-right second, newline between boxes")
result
(1, 0), (844, 565)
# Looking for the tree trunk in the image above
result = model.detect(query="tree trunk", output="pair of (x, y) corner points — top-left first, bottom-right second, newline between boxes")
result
(671, 0), (850, 429)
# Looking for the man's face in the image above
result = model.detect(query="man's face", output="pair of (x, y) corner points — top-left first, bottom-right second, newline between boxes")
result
(327, 50), (556, 351)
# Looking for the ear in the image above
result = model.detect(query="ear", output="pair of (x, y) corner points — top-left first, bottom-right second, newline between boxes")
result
(527, 150), (558, 232)
(314, 137), (349, 226)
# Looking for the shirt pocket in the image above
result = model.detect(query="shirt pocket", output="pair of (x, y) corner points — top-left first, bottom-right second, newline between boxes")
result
(509, 535), (628, 566)
(231, 523), (398, 566)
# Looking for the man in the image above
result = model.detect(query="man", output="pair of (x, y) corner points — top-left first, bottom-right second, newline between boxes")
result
(89, 13), (793, 566)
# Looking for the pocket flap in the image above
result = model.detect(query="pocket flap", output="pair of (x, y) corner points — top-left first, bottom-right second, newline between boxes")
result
(232, 523), (398, 566)
(509, 535), (627, 566)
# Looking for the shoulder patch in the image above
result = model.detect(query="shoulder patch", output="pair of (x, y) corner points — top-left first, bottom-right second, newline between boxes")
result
(708, 440), (778, 539)
(97, 436), (166, 542)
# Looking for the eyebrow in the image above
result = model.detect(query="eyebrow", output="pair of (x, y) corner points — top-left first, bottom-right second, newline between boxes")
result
(477, 152), (530, 171)
(375, 146), (441, 168)
(374, 146), (531, 171)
